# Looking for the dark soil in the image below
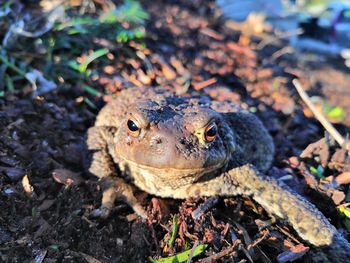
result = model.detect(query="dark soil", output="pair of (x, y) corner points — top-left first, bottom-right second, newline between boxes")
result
(0, 1), (349, 262)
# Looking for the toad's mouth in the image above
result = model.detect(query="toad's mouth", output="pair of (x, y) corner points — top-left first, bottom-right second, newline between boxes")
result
(117, 153), (227, 178)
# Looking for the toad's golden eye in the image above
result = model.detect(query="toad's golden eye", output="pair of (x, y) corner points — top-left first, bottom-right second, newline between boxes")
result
(204, 122), (218, 142)
(127, 119), (140, 137)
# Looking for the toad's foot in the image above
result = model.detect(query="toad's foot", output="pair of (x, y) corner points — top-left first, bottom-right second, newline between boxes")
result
(94, 176), (147, 219)
(311, 233), (350, 262)
(87, 125), (147, 219)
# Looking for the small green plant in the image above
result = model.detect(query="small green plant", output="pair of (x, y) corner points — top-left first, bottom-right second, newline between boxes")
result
(56, 0), (149, 43)
(341, 190), (350, 230)
(310, 165), (325, 179)
(0, 0), (149, 102)
(339, 206), (350, 219)
(324, 105), (345, 122)
(100, 0), (149, 24)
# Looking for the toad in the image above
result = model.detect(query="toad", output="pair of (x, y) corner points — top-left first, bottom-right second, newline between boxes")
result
(87, 86), (350, 261)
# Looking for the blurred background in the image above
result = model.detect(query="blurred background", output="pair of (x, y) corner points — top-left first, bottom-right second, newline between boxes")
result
(218, 0), (350, 65)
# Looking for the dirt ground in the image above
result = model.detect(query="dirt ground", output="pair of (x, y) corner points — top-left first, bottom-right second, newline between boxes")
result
(0, 1), (350, 262)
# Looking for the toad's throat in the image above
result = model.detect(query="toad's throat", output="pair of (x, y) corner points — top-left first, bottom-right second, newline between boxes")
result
(116, 147), (229, 170)
(117, 155), (227, 194)
(119, 155), (225, 174)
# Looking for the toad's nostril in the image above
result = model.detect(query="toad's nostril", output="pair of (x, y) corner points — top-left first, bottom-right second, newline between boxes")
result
(151, 136), (164, 146)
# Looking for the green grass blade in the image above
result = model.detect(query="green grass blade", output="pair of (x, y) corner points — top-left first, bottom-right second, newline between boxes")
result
(0, 54), (26, 77)
(168, 215), (178, 246)
(151, 244), (208, 263)
(55, 17), (97, 31)
(80, 48), (109, 73)
(5, 74), (14, 93)
(83, 85), (102, 96)
(84, 97), (97, 109)
(68, 60), (81, 71)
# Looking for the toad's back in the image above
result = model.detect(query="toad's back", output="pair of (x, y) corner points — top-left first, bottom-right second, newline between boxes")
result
(94, 87), (175, 127)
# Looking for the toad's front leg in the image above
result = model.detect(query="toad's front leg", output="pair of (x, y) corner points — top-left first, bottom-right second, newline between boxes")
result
(226, 164), (336, 246)
(87, 126), (146, 218)
(180, 164), (350, 261)
(226, 164), (350, 261)
(96, 175), (146, 218)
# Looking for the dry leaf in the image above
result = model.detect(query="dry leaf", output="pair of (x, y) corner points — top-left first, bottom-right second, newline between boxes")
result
(336, 172), (350, 185)
(277, 243), (309, 263)
(103, 65), (115, 74)
(161, 64), (176, 80)
(22, 175), (34, 196)
(80, 252), (102, 263)
(331, 190), (346, 205)
(52, 169), (84, 187)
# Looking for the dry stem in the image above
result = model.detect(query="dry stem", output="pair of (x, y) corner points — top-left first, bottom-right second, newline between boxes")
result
(292, 79), (347, 149)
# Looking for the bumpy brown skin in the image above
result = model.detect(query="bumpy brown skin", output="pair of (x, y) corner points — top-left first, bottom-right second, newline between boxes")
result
(87, 86), (350, 262)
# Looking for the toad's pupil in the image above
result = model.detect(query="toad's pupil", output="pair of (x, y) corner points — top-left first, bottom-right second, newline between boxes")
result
(206, 125), (217, 137)
(127, 119), (139, 131)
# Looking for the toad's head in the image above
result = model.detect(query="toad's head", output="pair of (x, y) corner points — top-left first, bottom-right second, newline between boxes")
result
(114, 95), (236, 182)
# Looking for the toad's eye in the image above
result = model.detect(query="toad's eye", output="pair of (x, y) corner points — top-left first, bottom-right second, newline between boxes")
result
(127, 119), (140, 137)
(204, 122), (218, 142)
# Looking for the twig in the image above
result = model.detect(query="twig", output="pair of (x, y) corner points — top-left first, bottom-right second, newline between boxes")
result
(187, 240), (199, 263)
(337, 202), (350, 208)
(271, 46), (294, 61)
(292, 79), (347, 149)
(192, 78), (217, 91)
(246, 230), (269, 250)
(199, 240), (240, 263)
(199, 28), (224, 41)
(191, 197), (219, 220)
(256, 28), (303, 50)
(276, 225), (301, 244)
